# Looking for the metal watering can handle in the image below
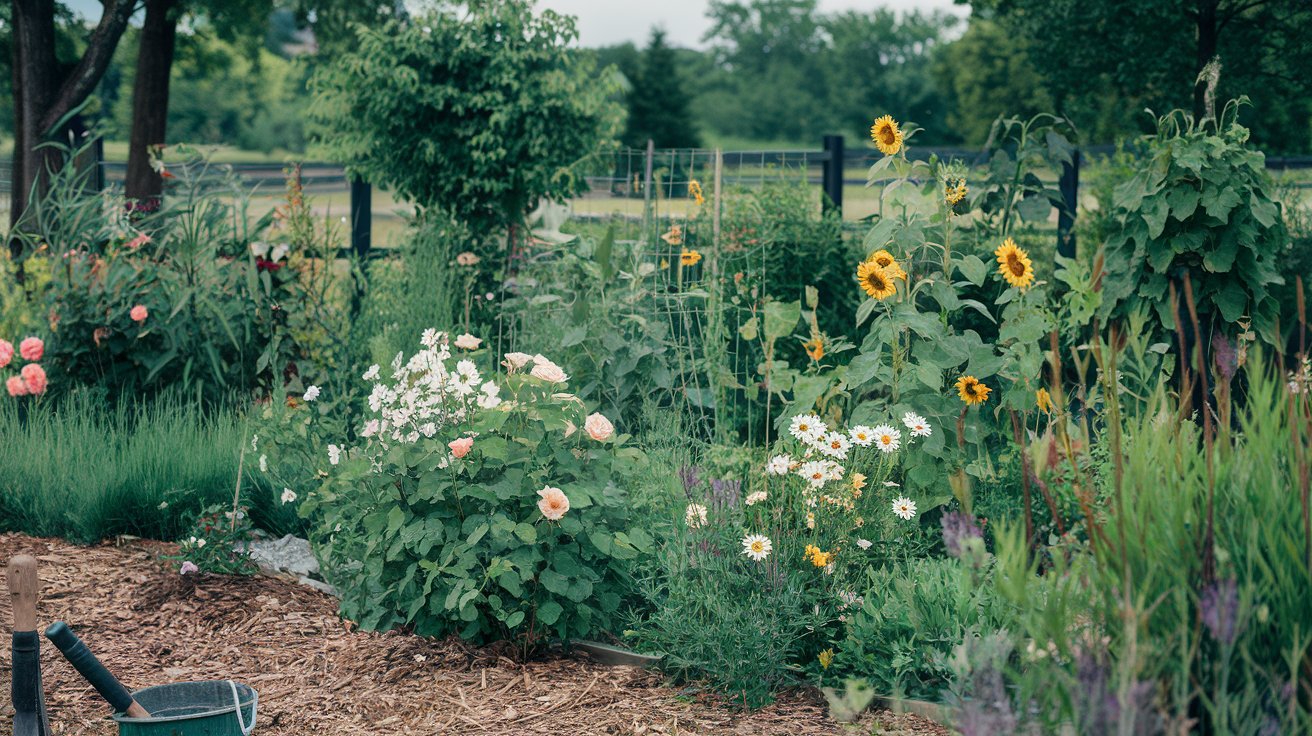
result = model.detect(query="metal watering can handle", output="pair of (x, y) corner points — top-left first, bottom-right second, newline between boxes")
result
(227, 680), (257, 736)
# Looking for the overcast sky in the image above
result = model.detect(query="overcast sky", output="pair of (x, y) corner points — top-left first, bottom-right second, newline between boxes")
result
(538, 0), (968, 48)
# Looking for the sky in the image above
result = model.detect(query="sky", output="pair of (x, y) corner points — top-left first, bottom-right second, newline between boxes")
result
(537, 0), (968, 48)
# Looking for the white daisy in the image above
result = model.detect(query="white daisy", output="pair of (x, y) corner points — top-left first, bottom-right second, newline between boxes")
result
(798, 460), (830, 487)
(892, 496), (917, 520)
(818, 432), (850, 459)
(788, 414), (826, 444)
(902, 412), (932, 437)
(741, 534), (772, 561)
(849, 425), (874, 447)
(872, 424), (902, 453)
(685, 503), (708, 529)
(765, 454), (792, 476)
(745, 491), (768, 506)
(303, 385), (320, 402)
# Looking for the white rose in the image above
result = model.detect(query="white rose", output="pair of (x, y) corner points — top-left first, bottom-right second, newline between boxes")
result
(530, 361), (569, 384)
(454, 333), (482, 350)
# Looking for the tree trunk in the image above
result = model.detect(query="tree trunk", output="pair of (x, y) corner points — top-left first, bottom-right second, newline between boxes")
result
(8, 0), (59, 243)
(125, 0), (180, 206)
(1193, 0), (1220, 122)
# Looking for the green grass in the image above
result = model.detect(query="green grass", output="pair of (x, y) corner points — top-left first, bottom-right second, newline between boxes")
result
(0, 392), (292, 543)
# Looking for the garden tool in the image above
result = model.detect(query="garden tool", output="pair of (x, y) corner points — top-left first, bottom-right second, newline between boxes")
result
(7, 555), (51, 736)
(45, 621), (152, 718)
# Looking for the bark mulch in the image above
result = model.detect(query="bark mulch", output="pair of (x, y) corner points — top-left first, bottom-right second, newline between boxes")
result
(0, 533), (948, 735)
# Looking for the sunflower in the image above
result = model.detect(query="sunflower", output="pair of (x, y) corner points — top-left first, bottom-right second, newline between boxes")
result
(955, 375), (991, 405)
(870, 115), (903, 156)
(688, 180), (706, 206)
(994, 238), (1035, 290)
(803, 337), (825, 362)
(680, 248), (702, 267)
(870, 249), (907, 280)
(857, 260), (897, 300)
(945, 178), (968, 206)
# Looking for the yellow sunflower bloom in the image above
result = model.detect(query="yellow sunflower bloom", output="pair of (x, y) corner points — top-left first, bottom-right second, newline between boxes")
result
(688, 180), (705, 206)
(955, 375), (991, 405)
(994, 238), (1035, 290)
(803, 337), (825, 362)
(870, 115), (903, 156)
(857, 260), (897, 300)
(680, 248), (702, 267)
(870, 249), (907, 280)
(945, 178), (968, 206)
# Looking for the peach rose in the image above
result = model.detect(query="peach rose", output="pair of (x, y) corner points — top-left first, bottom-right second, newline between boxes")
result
(130, 304), (149, 323)
(529, 359), (568, 384)
(19, 337), (43, 362)
(448, 437), (474, 458)
(454, 333), (482, 350)
(20, 363), (47, 395)
(0, 339), (12, 368)
(502, 352), (533, 371)
(537, 486), (570, 521)
(6, 376), (28, 397)
(584, 412), (614, 441)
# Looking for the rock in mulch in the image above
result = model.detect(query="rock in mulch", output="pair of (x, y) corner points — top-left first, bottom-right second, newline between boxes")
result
(241, 534), (337, 596)
(0, 533), (947, 735)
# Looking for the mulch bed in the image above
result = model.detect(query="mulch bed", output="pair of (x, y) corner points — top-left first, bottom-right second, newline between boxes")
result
(0, 533), (947, 735)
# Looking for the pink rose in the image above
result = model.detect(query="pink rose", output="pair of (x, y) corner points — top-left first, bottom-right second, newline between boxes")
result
(180, 561), (199, 575)
(6, 376), (28, 397)
(529, 358), (568, 384)
(0, 340), (12, 368)
(130, 304), (149, 323)
(19, 337), (43, 362)
(448, 437), (474, 458)
(20, 363), (47, 395)
(584, 412), (614, 441)
(537, 486), (570, 521)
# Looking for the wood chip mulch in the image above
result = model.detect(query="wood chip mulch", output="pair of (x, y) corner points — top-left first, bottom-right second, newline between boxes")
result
(0, 533), (948, 735)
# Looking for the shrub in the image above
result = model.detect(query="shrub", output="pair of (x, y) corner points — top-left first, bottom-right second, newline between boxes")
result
(300, 331), (652, 648)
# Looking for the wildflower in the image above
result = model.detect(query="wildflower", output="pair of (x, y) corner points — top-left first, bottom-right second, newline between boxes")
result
(502, 352), (533, 372)
(850, 473), (867, 492)
(259, 454), (268, 473)
(857, 260), (897, 300)
(680, 248), (702, 267)
(955, 375), (991, 405)
(799, 460), (830, 488)
(945, 178), (968, 206)
(327, 444), (342, 465)
(803, 337), (824, 362)
(849, 425), (874, 447)
(806, 546), (832, 567)
(537, 486), (571, 521)
(941, 511), (983, 558)
(130, 304), (148, 323)
(20, 364), (47, 395)
(745, 490), (767, 506)
(0, 340), (12, 368)
(765, 454), (791, 476)
(585, 412), (614, 441)
(869, 249), (907, 281)
(1036, 387), (1052, 413)
(856, 538), (872, 550)
(6, 376), (29, 397)
(661, 225), (683, 246)
(688, 180), (705, 206)
(678, 465), (701, 496)
(994, 238), (1035, 290)
(19, 337), (43, 362)
(456, 251), (480, 266)
(127, 233), (152, 250)
(281, 488), (297, 504)
(788, 413), (826, 444)
(902, 412), (932, 437)
(684, 503), (708, 528)
(819, 432), (851, 459)
(871, 424), (901, 453)
(180, 561), (199, 575)
(251, 434), (259, 452)
(303, 385), (320, 402)
(1200, 579), (1241, 645)
(741, 534), (772, 561)
(806, 512), (816, 529)
(454, 333), (482, 350)
(362, 364), (380, 381)
(530, 359), (569, 384)
(196, 538), (207, 548)
(818, 649), (834, 670)
(448, 437), (474, 458)
(870, 115), (904, 156)
(892, 496), (918, 520)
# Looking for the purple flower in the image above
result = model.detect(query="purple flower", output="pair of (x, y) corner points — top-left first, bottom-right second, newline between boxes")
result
(941, 510), (983, 558)
(180, 561), (199, 576)
(1211, 333), (1238, 382)
(709, 478), (741, 512)
(677, 465), (702, 499)
(1200, 579), (1241, 645)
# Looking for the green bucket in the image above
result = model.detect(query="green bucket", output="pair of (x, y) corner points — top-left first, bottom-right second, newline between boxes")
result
(112, 680), (257, 736)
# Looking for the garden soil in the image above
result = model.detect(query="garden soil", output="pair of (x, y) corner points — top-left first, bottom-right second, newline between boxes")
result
(0, 533), (946, 736)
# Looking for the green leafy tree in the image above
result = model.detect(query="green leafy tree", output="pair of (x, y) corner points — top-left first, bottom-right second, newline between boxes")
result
(625, 28), (699, 149)
(308, 1), (621, 238)
(934, 18), (1052, 146)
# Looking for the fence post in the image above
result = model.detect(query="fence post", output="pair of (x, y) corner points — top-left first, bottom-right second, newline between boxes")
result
(1057, 149), (1080, 259)
(822, 135), (844, 217)
(350, 176), (371, 260)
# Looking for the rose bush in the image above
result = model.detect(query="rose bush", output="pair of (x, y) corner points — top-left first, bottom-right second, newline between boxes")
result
(299, 330), (652, 648)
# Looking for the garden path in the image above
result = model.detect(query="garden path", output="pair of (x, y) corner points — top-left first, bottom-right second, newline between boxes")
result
(0, 533), (945, 735)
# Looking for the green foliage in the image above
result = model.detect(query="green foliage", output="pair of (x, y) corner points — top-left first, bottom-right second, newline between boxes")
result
(308, 1), (622, 235)
(934, 18), (1052, 146)
(1100, 103), (1286, 342)
(301, 334), (651, 647)
(624, 29), (700, 148)
(166, 503), (260, 576)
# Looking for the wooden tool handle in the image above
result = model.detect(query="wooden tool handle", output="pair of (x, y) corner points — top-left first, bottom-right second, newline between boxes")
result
(45, 621), (151, 718)
(6, 555), (39, 632)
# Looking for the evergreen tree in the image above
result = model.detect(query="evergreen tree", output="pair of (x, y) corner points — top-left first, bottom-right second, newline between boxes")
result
(625, 28), (699, 149)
